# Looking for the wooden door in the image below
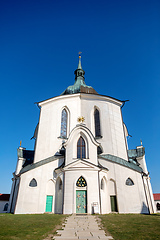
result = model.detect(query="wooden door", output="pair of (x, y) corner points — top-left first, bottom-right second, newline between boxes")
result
(45, 195), (53, 212)
(110, 195), (118, 212)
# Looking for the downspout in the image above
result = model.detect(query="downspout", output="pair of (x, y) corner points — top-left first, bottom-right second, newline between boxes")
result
(62, 148), (66, 214)
(62, 170), (65, 214)
(98, 170), (102, 214)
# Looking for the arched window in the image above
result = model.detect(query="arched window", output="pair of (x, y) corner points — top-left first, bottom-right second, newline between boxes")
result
(77, 136), (86, 159)
(59, 179), (62, 190)
(76, 176), (87, 187)
(60, 109), (67, 138)
(29, 178), (37, 187)
(3, 203), (8, 211)
(94, 109), (101, 137)
(157, 203), (160, 211)
(101, 179), (104, 190)
(126, 178), (134, 186)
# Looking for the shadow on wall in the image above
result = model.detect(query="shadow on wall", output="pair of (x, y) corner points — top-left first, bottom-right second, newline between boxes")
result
(55, 177), (63, 214)
(141, 202), (149, 214)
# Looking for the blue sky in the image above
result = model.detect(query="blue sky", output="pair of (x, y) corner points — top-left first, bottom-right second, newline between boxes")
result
(0, 0), (160, 194)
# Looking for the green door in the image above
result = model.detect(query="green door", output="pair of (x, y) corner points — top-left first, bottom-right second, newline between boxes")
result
(110, 195), (118, 212)
(45, 195), (53, 212)
(76, 190), (87, 213)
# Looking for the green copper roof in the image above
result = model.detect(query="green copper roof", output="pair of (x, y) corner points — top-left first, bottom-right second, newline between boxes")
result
(99, 154), (143, 173)
(61, 55), (98, 95)
(19, 155), (63, 175)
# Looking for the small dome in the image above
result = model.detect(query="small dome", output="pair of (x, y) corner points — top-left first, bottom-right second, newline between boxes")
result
(61, 55), (98, 95)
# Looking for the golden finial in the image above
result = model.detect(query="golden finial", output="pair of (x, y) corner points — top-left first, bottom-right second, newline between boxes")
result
(77, 116), (85, 123)
(20, 140), (22, 146)
(78, 51), (82, 58)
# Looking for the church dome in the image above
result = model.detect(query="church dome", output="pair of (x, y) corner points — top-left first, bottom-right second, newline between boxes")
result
(61, 54), (98, 95)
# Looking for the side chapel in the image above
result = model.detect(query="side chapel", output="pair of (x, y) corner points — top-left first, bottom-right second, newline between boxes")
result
(8, 55), (156, 214)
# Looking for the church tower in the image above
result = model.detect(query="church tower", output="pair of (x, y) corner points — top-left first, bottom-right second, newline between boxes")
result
(8, 55), (156, 214)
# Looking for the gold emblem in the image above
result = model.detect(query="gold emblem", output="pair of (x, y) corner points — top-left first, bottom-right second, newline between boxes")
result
(77, 116), (85, 123)
(77, 194), (81, 199)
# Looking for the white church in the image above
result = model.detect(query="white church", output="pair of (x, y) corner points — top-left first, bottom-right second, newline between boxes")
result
(8, 55), (156, 214)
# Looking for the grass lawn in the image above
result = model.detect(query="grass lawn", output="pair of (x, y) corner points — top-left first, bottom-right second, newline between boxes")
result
(0, 213), (65, 240)
(99, 214), (160, 240)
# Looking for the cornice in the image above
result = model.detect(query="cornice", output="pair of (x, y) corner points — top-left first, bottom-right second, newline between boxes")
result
(36, 93), (124, 107)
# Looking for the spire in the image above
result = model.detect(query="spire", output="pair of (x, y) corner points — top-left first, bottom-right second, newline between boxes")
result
(61, 53), (98, 95)
(74, 52), (85, 82)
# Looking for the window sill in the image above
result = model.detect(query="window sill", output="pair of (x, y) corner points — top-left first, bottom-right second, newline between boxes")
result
(95, 136), (103, 139)
(58, 136), (68, 139)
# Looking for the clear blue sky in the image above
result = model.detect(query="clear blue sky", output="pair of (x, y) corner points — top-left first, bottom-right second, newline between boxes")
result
(0, 0), (160, 194)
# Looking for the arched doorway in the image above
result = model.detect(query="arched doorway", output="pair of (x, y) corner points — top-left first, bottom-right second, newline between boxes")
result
(76, 176), (87, 213)
(108, 179), (118, 212)
(45, 180), (55, 213)
(100, 177), (107, 214)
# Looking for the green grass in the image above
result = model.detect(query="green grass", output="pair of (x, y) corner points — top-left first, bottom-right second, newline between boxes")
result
(1, 213), (160, 240)
(99, 214), (160, 240)
(0, 213), (65, 240)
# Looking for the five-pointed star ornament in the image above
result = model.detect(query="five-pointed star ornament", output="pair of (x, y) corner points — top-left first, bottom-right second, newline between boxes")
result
(77, 116), (85, 123)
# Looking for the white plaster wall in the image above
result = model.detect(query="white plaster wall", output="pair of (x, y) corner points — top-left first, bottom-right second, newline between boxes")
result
(81, 95), (128, 160)
(99, 158), (149, 213)
(34, 94), (127, 163)
(99, 173), (110, 214)
(15, 158), (25, 175)
(14, 159), (59, 214)
(137, 154), (148, 174)
(143, 177), (156, 213)
(34, 95), (81, 163)
(147, 179), (157, 213)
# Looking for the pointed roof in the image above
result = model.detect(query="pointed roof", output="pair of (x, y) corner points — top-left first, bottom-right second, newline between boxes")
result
(0, 194), (10, 201)
(61, 54), (98, 95)
(153, 193), (160, 201)
(77, 54), (82, 69)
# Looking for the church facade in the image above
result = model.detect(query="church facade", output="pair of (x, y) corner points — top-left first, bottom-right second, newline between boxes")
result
(8, 56), (156, 214)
